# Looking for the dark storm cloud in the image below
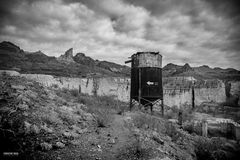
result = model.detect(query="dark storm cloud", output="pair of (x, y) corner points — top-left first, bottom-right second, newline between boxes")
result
(0, 0), (239, 69)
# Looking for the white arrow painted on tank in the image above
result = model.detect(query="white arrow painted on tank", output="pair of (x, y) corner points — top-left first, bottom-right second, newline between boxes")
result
(147, 81), (154, 85)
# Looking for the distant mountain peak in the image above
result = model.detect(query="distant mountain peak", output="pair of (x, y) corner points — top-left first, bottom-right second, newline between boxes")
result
(65, 48), (73, 58)
(181, 63), (193, 72)
(58, 48), (74, 63)
(75, 52), (86, 58)
(0, 41), (23, 53)
(30, 50), (45, 55)
(200, 65), (210, 68)
(183, 63), (190, 67)
(163, 63), (180, 70)
(73, 52), (95, 66)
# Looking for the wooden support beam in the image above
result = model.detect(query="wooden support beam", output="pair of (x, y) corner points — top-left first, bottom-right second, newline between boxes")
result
(161, 99), (164, 116)
(138, 68), (141, 109)
(192, 85), (195, 109)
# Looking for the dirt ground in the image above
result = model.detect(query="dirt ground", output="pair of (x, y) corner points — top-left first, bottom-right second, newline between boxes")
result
(1, 74), (240, 160)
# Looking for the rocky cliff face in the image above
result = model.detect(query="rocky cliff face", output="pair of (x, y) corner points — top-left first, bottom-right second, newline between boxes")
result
(0, 41), (24, 53)
(229, 81), (240, 106)
(1, 71), (235, 108)
(58, 48), (75, 63)
(73, 52), (95, 66)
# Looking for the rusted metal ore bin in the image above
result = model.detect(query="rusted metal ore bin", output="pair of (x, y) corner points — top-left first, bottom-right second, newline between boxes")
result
(125, 52), (163, 113)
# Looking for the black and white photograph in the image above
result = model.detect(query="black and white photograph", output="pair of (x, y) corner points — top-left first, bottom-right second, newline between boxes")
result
(0, 0), (240, 159)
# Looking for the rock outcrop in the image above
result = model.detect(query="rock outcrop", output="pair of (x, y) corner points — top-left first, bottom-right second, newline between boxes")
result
(58, 48), (75, 63)
(73, 52), (95, 66)
(0, 41), (23, 53)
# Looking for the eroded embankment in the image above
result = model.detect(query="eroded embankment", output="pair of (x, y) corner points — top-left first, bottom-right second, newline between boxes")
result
(1, 70), (238, 108)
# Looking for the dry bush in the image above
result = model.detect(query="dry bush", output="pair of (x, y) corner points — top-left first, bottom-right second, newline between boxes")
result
(194, 137), (226, 160)
(132, 113), (186, 143)
(77, 94), (126, 113)
(183, 122), (202, 135)
(116, 104), (125, 115)
(58, 110), (78, 126)
(165, 105), (179, 119)
(69, 89), (79, 97)
(34, 108), (63, 126)
(51, 84), (59, 89)
(132, 113), (166, 133)
(165, 104), (194, 123)
(55, 88), (127, 127)
(55, 88), (72, 100)
(116, 140), (154, 160)
(89, 108), (112, 127)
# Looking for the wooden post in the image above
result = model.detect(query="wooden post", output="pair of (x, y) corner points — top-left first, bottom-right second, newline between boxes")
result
(129, 97), (132, 111)
(202, 120), (208, 137)
(79, 85), (81, 94)
(138, 68), (141, 109)
(129, 79), (132, 111)
(192, 85), (195, 109)
(161, 99), (164, 116)
(178, 110), (183, 128)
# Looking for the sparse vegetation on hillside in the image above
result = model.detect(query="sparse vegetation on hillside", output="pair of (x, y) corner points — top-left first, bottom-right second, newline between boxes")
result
(1, 74), (240, 160)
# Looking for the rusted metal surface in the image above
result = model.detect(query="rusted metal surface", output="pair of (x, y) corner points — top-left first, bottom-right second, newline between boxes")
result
(127, 52), (163, 112)
(131, 67), (163, 102)
(131, 52), (162, 68)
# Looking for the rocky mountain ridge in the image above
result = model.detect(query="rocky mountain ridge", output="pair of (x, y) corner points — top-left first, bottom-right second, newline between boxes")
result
(0, 41), (240, 80)
(0, 41), (129, 77)
(163, 63), (240, 80)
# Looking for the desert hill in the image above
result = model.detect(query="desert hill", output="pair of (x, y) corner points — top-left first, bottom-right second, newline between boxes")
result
(0, 41), (240, 80)
(0, 41), (130, 77)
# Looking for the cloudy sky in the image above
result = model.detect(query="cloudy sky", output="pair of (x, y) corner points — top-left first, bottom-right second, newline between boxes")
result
(0, 0), (240, 69)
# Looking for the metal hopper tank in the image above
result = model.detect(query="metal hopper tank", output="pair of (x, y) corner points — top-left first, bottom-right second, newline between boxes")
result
(125, 52), (164, 114)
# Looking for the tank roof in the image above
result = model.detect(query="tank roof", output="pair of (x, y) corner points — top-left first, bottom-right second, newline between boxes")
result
(135, 52), (161, 56)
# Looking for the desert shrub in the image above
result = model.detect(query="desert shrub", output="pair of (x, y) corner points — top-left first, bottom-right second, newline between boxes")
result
(132, 113), (166, 133)
(183, 121), (203, 136)
(55, 88), (127, 127)
(165, 105), (178, 119)
(165, 104), (193, 123)
(183, 122), (195, 134)
(33, 106), (63, 126)
(116, 140), (154, 160)
(77, 94), (126, 112)
(90, 108), (112, 127)
(58, 111), (78, 126)
(194, 137), (225, 160)
(69, 89), (79, 97)
(55, 88), (71, 100)
(116, 105), (125, 115)
(164, 121), (180, 141)
(51, 84), (59, 88)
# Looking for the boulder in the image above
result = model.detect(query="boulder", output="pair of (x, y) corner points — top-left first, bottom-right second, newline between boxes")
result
(54, 142), (65, 149)
(0, 106), (11, 113)
(11, 85), (25, 90)
(41, 124), (53, 133)
(18, 104), (29, 111)
(24, 121), (31, 134)
(40, 142), (52, 151)
(30, 124), (40, 134)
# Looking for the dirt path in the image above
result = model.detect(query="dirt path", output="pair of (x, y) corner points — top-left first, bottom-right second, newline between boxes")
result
(110, 114), (134, 154)
(45, 113), (135, 160)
